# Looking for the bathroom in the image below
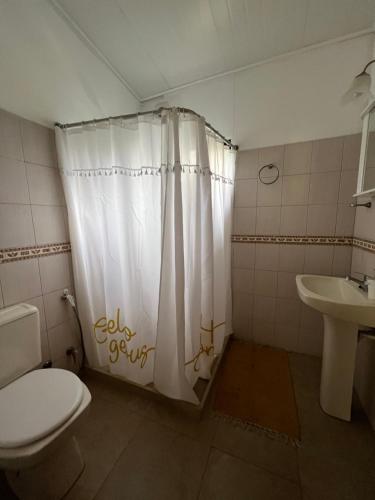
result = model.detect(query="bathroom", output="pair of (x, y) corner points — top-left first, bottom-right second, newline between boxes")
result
(1, 1), (375, 499)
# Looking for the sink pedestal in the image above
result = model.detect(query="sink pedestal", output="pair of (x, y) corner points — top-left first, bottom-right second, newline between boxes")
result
(320, 315), (358, 421)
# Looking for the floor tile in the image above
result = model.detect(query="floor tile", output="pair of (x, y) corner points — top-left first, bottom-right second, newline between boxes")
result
(142, 397), (218, 444)
(65, 396), (143, 500)
(82, 369), (217, 444)
(199, 448), (301, 500)
(298, 448), (375, 500)
(0, 472), (17, 500)
(213, 420), (299, 482)
(94, 419), (210, 500)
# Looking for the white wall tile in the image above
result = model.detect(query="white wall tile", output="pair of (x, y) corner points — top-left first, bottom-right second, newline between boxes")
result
(311, 137), (343, 173)
(254, 270), (277, 297)
(300, 304), (324, 332)
(40, 328), (51, 362)
(0, 204), (35, 248)
(280, 206), (307, 235)
(308, 171), (340, 205)
(279, 245), (305, 273)
(0, 109), (23, 161)
(354, 249), (375, 278)
(255, 243), (279, 271)
(232, 292), (253, 340)
(354, 198), (375, 241)
(332, 246), (352, 277)
(48, 319), (80, 361)
(31, 205), (68, 244)
(276, 272), (299, 299)
(38, 253), (72, 294)
(274, 324), (299, 352)
(258, 145), (284, 176)
(342, 134), (361, 171)
(21, 119), (56, 168)
(43, 288), (74, 329)
(253, 295), (276, 322)
(297, 328), (323, 357)
(284, 141), (312, 175)
(27, 164), (65, 205)
(335, 204), (355, 236)
(306, 205), (337, 236)
(0, 109), (78, 372)
(257, 179), (282, 206)
(53, 351), (81, 373)
(255, 206), (281, 235)
(275, 298), (301, 328)
(232, 267), (254, 294)
(282, 174), (310, 205)
(27, 295), (46, 332)
(304, 245), (334, 275)
(351, 247), (365, 276)
(338, 170), (357, 204)
(236, 149), (259, 179)
(252, 320), (275, 347)
(0, 259), (42, 305)
(232, 243), (255, 269)
(234, 179), (257, 207)
(233, 207), (256, 234)
(0, 157), (29, 204)
(232, 134), (361, 357)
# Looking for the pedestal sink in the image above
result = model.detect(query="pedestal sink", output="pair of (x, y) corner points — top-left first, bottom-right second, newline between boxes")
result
(296, 275), (375, 421)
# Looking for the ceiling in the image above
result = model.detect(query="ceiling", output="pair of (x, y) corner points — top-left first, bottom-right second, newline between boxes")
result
(0, 0), (374, 128)
(56, 0), (375, 100)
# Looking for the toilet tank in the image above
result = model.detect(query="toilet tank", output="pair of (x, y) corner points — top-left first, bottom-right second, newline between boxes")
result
(0, 304), (41, 388)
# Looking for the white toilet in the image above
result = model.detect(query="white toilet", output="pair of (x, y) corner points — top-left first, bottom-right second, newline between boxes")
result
(0, 303), (91, 500)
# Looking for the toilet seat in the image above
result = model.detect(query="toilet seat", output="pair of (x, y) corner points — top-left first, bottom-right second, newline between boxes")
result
(0, 368), (84, 449)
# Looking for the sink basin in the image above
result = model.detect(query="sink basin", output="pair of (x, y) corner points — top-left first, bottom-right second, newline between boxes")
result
(296, 274), (375, 422)
(296, 275), (375, 327)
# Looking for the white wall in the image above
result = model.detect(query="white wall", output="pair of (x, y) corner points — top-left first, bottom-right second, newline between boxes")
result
(352, 38), (375, 429)
(0, 0), (139, 128)
(143, 34), (374, 149)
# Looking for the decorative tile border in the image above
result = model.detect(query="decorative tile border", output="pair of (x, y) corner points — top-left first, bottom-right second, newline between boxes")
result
(232, 235), (375, 254)
(1, 236), (374, 265)
(352, 237), (375, 254)
(0, 242), (71, 264)
(232, 235), (353, 246)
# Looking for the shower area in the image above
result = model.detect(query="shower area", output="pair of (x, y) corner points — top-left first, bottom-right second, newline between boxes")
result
(55, 107), (237, 405)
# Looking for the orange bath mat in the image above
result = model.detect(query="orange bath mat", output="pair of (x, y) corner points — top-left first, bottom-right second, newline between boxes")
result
(213, 340), (300, 442)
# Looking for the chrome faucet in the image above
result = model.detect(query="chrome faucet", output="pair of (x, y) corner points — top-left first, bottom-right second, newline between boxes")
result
(346, 273), (369, 293)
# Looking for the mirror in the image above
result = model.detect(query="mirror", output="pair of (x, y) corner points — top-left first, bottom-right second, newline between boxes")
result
(363, 109), (375, 192)
(355, 101), (375, 197)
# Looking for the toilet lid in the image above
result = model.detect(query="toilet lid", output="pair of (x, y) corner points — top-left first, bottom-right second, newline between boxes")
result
(0, 368), (84, 448)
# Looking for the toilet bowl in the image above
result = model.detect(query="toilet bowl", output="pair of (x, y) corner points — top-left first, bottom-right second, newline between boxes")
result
(0, 303), (92, 499)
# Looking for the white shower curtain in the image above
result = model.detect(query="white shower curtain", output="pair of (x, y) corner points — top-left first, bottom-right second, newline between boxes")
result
(56, 109), (235, 404)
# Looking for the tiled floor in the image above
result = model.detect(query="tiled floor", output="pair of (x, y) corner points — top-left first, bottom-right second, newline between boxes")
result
(1, 353), (375, 499)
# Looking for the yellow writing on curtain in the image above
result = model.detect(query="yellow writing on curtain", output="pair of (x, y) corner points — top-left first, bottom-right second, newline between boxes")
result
(93, 308), (155, 367)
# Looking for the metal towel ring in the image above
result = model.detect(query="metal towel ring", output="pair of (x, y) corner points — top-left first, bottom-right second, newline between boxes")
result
(258, 163), (279, 185)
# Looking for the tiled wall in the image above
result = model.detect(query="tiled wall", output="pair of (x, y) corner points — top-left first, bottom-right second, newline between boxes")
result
(0, 108), (81, 371)
(232, 134), (361, 356)
(351, 196), (375, 427)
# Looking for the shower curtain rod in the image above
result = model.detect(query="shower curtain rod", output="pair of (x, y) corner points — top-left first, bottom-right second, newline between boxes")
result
(55, 106), (238, 150)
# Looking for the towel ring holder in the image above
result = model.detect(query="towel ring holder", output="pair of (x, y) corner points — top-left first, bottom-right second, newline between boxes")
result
(258, 164), (279, 185)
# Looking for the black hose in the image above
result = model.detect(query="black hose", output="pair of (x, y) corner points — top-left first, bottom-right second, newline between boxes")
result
(62, 292), (86, 372)
(71, 304), (86, 371)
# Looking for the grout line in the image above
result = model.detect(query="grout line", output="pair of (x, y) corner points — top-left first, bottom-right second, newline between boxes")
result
(20, 127), (52, 360)
(91, 416), (145, 500)
(196, 446), (214, 499)
(210, 444), (301, 486)
(0, 201), (66, 207)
